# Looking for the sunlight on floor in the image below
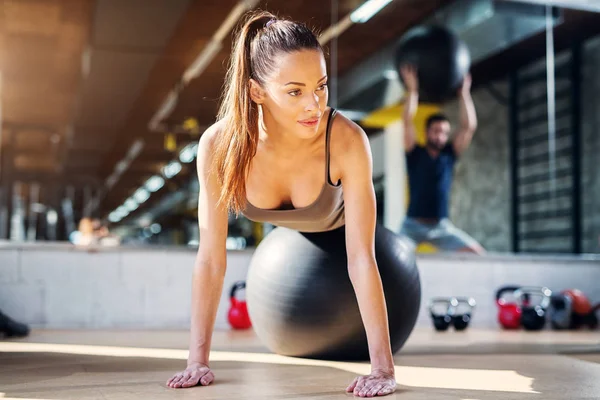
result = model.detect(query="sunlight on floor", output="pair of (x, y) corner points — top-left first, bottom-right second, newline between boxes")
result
(0, 342), (538, 394)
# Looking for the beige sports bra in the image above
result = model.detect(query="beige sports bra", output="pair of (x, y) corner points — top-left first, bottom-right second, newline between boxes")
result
(242, 108), (345, 233)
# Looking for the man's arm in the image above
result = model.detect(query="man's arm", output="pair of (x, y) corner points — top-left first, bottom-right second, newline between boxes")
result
(452, 74), (478, 156)
(400, 65), (418, 153)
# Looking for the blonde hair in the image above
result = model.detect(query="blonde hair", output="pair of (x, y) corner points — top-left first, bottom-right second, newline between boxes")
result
(213, 11), (323, 213)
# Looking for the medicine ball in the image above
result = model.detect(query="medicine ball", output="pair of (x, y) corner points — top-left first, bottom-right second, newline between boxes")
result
(394, 25), (471, 103)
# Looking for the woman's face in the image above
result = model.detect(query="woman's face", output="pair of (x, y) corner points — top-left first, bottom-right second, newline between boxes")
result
(253, 49), (328, 139)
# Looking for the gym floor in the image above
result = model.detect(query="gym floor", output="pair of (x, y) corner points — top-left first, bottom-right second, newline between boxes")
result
(1, 329), (599, 399)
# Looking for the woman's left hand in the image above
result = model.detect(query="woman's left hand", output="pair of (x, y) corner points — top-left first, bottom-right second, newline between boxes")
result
(345, 370), (397, 397)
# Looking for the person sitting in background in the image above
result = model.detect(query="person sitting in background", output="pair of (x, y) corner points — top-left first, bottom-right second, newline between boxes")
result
(71, 218), (120, 247)
(71, 217), (98, 246)
(399, 64), (485, 254)
(93, 218), (121, 246)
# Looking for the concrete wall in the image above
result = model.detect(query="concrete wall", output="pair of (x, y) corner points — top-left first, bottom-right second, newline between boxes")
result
(0, 244), (249, 330)
(2, 244), (598, 330)
(442, 83), (512, 252)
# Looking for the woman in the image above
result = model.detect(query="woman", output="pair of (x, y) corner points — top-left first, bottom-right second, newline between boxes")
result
(167, 11), (397, 398)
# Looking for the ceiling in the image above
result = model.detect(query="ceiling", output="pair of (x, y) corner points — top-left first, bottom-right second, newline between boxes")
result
(1, 0), (600, 238)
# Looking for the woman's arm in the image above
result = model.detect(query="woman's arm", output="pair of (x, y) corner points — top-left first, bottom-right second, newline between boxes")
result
(168, 123), (229, 388)
(188, 125), (230, 365)
(334, 118), (396, 397)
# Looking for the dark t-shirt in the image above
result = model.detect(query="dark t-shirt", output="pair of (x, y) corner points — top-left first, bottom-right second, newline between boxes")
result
(405, 143), (457, 219)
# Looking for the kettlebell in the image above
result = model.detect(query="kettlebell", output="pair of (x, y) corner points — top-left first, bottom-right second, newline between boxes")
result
(452, 297), (476, 331)
(586, 304), (600, 329)
(570, 303), (600, 330)
(550, 293), (573, 330)
(429, 297), (476, 331)
(562, 289), (592, 315)
(227, 281), (251, 330)
(429, 297), (455, 331)
(496, 286), (522, 329)
(514, 286), (552, 331)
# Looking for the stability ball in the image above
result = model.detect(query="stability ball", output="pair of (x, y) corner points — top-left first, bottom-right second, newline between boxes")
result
(246, 225), (421, 361)
(395, 25), (471, 103)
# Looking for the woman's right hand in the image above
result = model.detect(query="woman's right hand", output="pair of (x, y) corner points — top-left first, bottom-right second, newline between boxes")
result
(166, 362), (215, 389)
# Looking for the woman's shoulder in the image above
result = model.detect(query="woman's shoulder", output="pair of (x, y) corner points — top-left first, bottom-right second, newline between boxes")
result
(198, 119), (226, 153)
(329, 109), (370, 155)
(196, 119), (228, 176)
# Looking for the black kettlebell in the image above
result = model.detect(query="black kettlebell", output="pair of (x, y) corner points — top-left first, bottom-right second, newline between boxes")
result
(570, 303), (600, 330)
(550, 293), (573, 330)
(429, 297), (476, 331)
(429, 297), (454, 331)
(586, 305), (599, 329)
(515, 287), (552, 331)
(452, 297), (476, 331)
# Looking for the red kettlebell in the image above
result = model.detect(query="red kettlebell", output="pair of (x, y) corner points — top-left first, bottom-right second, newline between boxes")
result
(496, 286), (522, 329)
(228, 281), (251, 330)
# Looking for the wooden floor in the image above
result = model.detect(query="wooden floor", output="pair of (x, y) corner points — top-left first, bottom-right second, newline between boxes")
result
(1, 328), (599, 399)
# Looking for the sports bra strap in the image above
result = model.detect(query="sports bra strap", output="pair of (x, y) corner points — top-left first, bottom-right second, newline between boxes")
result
(325, 108), (337, 185)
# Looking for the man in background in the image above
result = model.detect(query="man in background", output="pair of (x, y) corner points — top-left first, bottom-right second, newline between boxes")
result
(399, 64), (485, 254)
